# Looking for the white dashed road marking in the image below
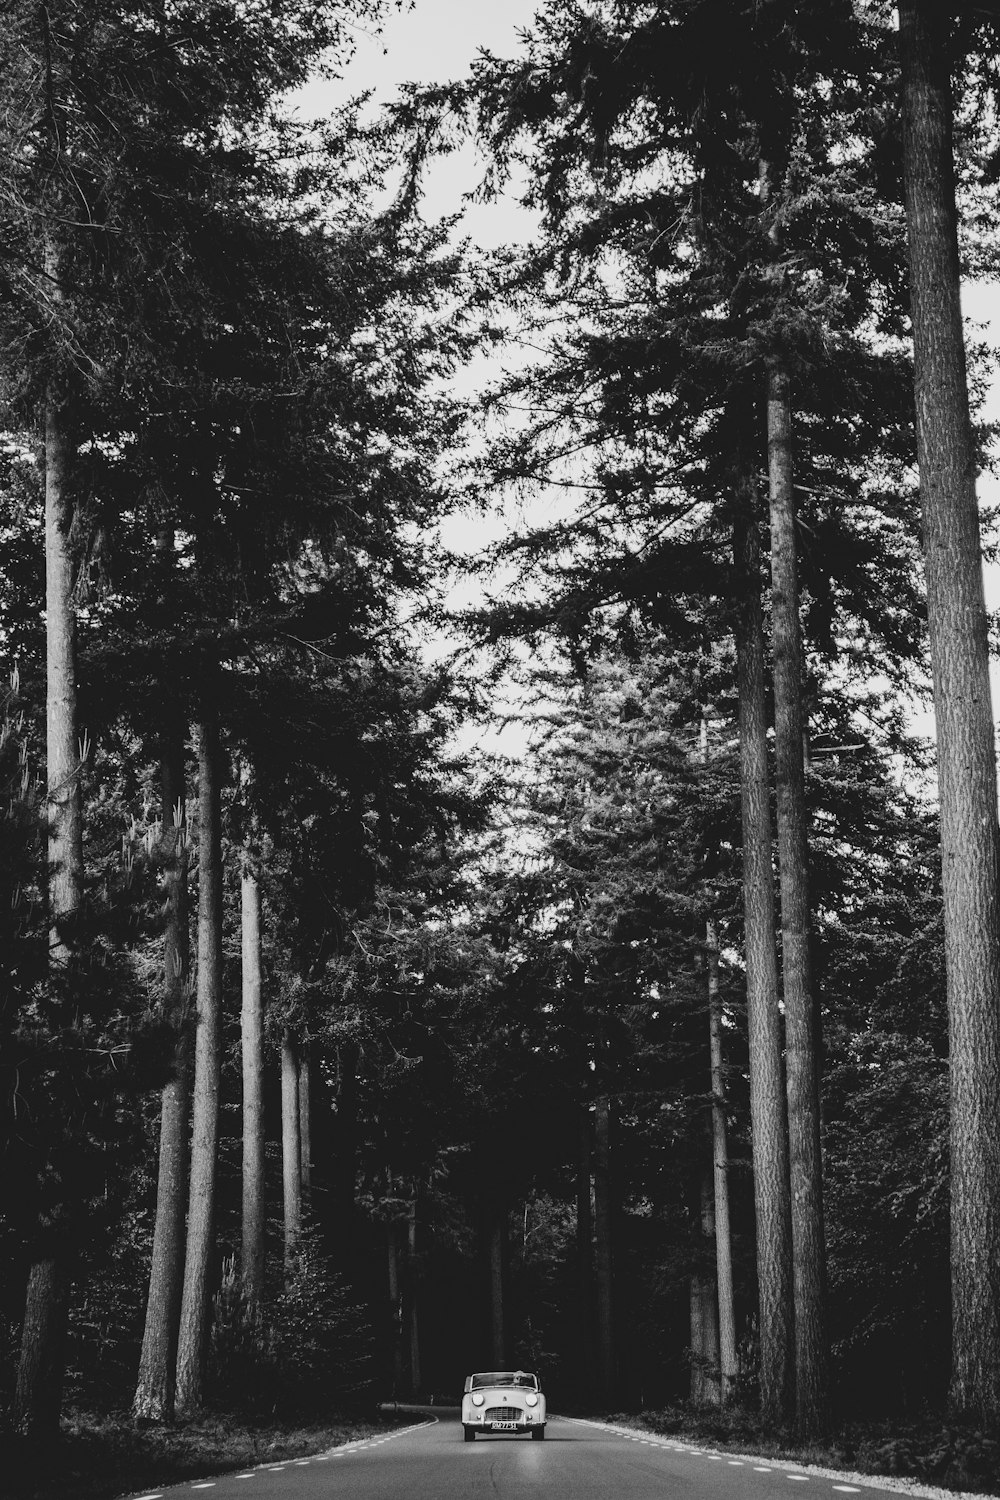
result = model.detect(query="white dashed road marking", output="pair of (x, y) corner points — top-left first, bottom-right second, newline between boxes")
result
(787, 1474), (810, 1481)
(833, 1488), (861, 1493)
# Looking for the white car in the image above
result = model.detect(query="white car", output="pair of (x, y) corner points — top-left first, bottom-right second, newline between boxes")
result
(461, 1370), (546, 1440)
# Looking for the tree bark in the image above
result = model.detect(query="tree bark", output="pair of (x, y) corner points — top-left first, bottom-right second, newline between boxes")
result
(594, 1092), (615, 1405)
(407, 1195), (421, 1398)
(576, 1099), (595, 1386)
(691, 1159), (721, 1404)
(386, 1220), (405, 1399)
(133, 732), (191, 1422)
(298, 1048), (312, 1205)
(707, 918), (737, 1402)
(13, 1256), (70, 1440)
(174, 714), (223, 1418)
(899, 0), (1000, 1423)
(240, 861), (264, 1316)
(15, 389), (82, 1440)
(767, 360), (829, 1437)
(733, 477), (794, 1425)
(44, 397), (83, 974)
(281, 1029), (302, 1273)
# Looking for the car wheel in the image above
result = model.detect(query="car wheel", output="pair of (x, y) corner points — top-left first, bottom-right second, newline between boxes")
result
(532, 1426), (545, 1440)
(464, 1426), (476, 1442)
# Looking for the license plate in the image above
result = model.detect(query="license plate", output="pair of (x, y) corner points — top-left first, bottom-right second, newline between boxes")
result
(492, 1421), (518, 1430)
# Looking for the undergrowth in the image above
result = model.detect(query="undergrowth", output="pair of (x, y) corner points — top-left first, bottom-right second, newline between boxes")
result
(609, 1404), (1000, 1495)
(1, 1408), (408, 1500)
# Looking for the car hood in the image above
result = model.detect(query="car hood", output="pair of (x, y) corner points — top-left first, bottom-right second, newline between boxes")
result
(469, 1387), (538, 1401)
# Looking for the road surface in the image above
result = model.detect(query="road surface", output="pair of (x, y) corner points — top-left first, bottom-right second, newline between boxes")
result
(123, 1410), (915, 1500)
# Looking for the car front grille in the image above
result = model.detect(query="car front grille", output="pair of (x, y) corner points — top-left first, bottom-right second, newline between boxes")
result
(485, 1406), (523, 1422)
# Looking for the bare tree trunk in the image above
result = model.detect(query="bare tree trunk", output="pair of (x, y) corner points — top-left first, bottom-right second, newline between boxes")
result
(407, 1195), (421, 1398)
(14, 1257), (70, 1440)
(281, 1029), (302, 1273)
(689, 1260), (706, 1403)
(298, 1048), (312, 1206)
(576, 1100), (595, 1389)
(15, 389), (82, 1440)
(700, 713), (737, 1402)
(386, 1220), (405, 1400)
(899, 0), (1000, 1423)
(767, 359), (829, 1437)
(594, 1093), (615, 1405)
(44, 401), (83, 975)
(133, 733), (191, 1421)
(707, 918), (737, 1401)
(240, 861), (264, 1315)
(691, 1160), (721, 1404)
(489, 1208), (506, 1368)
(174, 714), (223, 1418)
(733, 478), (794, 1424)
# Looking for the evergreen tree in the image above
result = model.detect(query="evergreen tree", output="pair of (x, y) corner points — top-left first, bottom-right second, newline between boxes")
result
(898, 0), (1000, 1422)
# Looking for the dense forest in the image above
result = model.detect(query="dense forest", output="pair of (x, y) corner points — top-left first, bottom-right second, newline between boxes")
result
(3, 0), (1000, 1474)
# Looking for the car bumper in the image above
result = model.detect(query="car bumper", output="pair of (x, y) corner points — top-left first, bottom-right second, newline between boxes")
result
(464, 1414), (544, 1430)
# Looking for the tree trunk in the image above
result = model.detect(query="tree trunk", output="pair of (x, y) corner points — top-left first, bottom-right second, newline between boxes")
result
(133, 733), (191, 1422)
(174, 714), (223, 1418)
(407, 1195), (421, 1398)
(691, 1160), (721, 1404)
(240, 862), (264, 1315)
(13, 1257), (70, 1440)
(44, 398), (83, 974)
(576, 1099), (595, 1387)
(387, 1221), (405, 1400)
(14, 391), (82, 1440)
(767, 360), (829, 1437)
(707, 918), (737, 1402)
(594, 1093), (615, 1405)
(732, 477), (794, 1424)
(488, 1207), (506, 1368)
(689, 1263), (706, 1403)
(899, 0), (1000, 1423)
(299, 1048), (312, 1205)
(281, 1029), (302, 1272)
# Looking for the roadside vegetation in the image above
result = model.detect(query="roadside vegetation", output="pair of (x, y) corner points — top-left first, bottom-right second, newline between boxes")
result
(2, 1411), (408, 1500)
(614, 1409), (1000, 1497)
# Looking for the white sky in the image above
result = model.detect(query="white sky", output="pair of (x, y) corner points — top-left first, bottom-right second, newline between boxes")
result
(307, 0), (541, 244)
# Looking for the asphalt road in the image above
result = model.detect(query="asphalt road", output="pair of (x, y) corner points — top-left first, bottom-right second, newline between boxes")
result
(124, 1410), (915, 1500)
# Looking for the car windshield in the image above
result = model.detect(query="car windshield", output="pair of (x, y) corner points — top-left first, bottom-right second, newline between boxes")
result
(471, 1371), (537, 1390)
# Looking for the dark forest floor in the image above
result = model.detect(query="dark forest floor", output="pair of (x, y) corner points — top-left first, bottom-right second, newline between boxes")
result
(613, 1406), (1000, 1495)
(0, 1408), (410, 1500)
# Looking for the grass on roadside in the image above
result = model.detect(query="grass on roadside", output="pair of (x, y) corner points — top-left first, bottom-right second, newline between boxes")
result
(605, 1405), (1000, 1496)
(1, 1408), (414, 1500)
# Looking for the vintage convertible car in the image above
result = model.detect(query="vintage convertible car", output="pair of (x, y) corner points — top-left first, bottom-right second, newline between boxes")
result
(461, 1370), (546, 1440)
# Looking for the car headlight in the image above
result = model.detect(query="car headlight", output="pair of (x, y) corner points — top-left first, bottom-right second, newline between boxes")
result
(472, 1393), (485, 1406)
(525, 1394), (538, 1407)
